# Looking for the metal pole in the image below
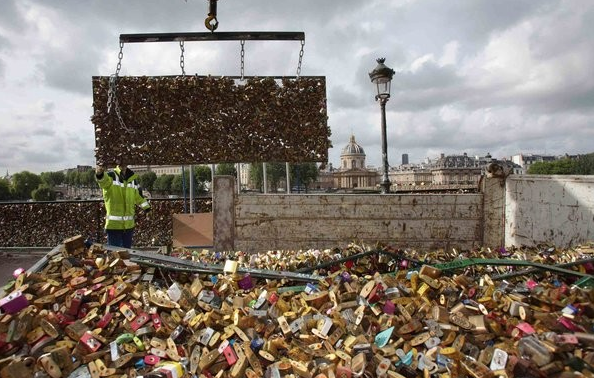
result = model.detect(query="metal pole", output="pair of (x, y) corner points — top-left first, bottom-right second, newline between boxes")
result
(286, 162), (291, 194)
(263, 163), (268, 194)
(210, 164), (215, 194)
(379, 98), (391, 194)
(189, 165), (194, 213)
(236, 163), (241, 194)
(181, 165), (187, 213)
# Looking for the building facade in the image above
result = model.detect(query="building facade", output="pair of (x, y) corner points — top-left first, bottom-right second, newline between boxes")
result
(332, 135), (379, 189)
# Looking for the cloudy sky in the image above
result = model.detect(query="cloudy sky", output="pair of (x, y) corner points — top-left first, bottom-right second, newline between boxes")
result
(1, 0), (593, 174)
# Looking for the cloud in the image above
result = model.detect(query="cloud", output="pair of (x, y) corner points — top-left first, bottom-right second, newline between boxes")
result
(2, 0), (594, 174)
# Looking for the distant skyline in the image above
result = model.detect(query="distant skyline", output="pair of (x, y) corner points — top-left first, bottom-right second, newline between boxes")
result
(2, 0), (594, 174)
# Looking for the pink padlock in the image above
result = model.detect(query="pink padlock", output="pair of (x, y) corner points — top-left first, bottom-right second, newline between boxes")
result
(0, 290), (29, 314)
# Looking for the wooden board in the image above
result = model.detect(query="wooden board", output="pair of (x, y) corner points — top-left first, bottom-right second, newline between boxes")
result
(172, 213), (214, 248)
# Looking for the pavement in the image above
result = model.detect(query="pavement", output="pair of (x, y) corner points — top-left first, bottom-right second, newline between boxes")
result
(0, 250), (49, 287)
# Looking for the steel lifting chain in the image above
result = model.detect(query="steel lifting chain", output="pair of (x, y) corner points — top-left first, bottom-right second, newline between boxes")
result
(240, 40), (245, 81)
(179, 41), (186, 76)
(296, 39), (305, 78)
(107, 42), (133, 133)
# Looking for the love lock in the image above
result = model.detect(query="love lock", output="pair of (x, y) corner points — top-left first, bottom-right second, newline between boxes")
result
(374, 326), (394, 348)
(394, 349), (413, 367)
(416, 353), (438, 374)
(0, 357), (35, 378)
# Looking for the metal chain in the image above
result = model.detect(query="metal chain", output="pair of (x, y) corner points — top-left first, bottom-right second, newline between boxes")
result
(240, 40), (245, 81)
(115, 41), (124, 76)
(296, 39), (305, 78)
(179, 41), (186, 76)
(107, 42), (132, 133)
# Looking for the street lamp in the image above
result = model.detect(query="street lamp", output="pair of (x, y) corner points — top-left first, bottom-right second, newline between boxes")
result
(369, 58), (395, 194)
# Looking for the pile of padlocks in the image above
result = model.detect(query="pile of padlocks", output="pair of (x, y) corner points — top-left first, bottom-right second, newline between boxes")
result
(1, 235), (593, 378)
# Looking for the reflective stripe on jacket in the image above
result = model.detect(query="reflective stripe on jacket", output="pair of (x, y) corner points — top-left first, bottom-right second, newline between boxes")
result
(96, 167), (150, 230)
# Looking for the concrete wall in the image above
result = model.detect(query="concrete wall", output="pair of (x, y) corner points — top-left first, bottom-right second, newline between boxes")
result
(234, 192), (484, 253)
(212, 175), (593, 252)
(505, 175), (594, 247)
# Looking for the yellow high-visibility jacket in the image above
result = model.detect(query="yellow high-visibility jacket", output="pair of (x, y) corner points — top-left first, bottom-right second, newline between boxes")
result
(96, 167), (150, 230)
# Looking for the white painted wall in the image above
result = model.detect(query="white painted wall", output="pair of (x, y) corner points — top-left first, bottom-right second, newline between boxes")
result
(505, 175), (594, 247)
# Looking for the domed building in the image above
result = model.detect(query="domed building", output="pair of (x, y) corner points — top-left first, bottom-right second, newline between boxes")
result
(333, 135), (379, 189)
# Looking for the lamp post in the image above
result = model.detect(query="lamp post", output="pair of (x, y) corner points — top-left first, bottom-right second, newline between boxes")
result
(369, 58), (395, 194)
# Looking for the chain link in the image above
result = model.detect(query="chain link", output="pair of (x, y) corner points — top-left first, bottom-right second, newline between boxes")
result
(107, 42), (132, 133)
(240, 40), (245, 81)
(116, 41), (124, 76)
(179, 41), (186, 76)
(296, 39), (305, 78)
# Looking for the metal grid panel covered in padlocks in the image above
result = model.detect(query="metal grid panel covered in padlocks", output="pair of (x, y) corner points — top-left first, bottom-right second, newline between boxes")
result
(92, 76), (330, 165)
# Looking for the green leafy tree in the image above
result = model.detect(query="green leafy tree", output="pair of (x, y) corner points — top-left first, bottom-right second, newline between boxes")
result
(138, 171), (157, 192)
(172, 169), (207, 194)
(11, 171), (42, 199)
(40, 171), (65, 187)
(66, 170), (79, 187)
(575, 153), (594, 174)
(248, 162), (286, 192)
(32, 184), (57, 201)
(194, 165), (212, 183)
(0, 179), (11, 200)
(154, 174), (174, 194)
(248, 164), (263, 191)
(290, 163), (319, 192)
(215, 163), (237, 177)
(528, 159), (578, 174)
(80, 170), (96, 188)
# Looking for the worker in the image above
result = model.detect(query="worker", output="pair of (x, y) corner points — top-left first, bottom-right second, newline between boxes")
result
(95, 162), (151, 248)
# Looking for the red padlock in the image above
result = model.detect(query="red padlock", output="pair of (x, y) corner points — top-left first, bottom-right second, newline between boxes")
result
(67, 289), (85, 317)
(268, 292), (279, 305)
(152, 313), (162, 331)
(79, 331), (102, 352)
(223, 345), (238, 366)
(96, 312), (113, 329)
(368, 284), (385, 304)
(131, 312), (150, 332)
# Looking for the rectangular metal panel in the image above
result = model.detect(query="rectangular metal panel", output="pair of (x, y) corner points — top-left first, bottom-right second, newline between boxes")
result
(92, 76), (329, 165)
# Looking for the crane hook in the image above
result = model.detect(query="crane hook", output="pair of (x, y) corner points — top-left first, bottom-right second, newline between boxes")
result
(205, 0), (219, 32)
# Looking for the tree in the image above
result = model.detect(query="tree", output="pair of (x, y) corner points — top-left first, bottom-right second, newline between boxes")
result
(80, 170), (96, 188)
(528, 159), (578, 174)
(248, 162), (286, 192)
(154, 174), (174, 194)
(138, 171), (157, 192)
(575, 153), (594, 174)
(40, 171), (65, 187)
(171, 169), (207, 194)
(11, 171), (42, 199)
(32, 184), (57, 201)
(194, 165), (212, 192)
(0, 179), (11, 201)
(290, 163), (319, 192)
(65, 170), (79, 187)
(215, 163), (237, 177)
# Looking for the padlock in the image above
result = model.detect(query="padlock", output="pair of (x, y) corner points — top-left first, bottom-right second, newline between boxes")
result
(38, 353), (63, 378)
(79, 331), (102, 353)
(0, 291), (29, 314)
(223, 345), (238, 365)
(1, 357), (35, 378)
(131, 312), (150, 332)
